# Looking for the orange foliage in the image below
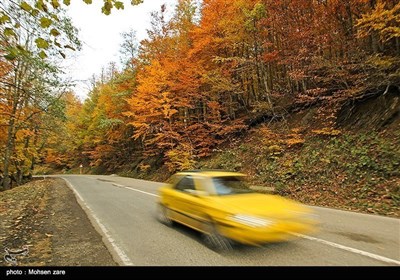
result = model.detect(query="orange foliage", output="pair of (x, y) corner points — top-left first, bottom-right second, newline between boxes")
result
(51, 0), (398, 174)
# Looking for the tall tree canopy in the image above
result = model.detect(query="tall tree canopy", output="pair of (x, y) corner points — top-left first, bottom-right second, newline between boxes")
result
(11, 0), (399, 176)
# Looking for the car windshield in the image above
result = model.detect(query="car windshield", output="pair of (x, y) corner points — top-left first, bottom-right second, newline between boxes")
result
(212, 176), (253, 196)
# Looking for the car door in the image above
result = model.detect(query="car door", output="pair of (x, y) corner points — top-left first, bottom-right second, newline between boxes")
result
(170, 175), (206, 231)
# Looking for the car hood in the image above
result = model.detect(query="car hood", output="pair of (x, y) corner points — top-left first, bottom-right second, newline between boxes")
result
(207, 193), (311, 218)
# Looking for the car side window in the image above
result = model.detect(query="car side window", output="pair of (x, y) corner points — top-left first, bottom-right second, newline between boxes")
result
(175, 176), (195, 192)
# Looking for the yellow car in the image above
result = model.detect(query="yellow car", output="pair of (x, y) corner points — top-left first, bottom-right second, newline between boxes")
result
(157, 170), (319, 250)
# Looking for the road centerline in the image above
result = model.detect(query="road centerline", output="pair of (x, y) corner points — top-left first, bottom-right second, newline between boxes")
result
(118, 185), (159, 197)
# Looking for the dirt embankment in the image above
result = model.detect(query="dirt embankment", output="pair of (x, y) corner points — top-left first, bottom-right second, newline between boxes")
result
(0, 178), (117, 266)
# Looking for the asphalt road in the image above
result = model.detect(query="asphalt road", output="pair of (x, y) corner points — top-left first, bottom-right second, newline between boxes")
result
(56, 174), (399, 266)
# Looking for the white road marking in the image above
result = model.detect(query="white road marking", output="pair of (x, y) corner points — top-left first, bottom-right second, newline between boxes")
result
(291, 233), (400, 265)
(63, 179), (134, 266)
(119, 185), (159, 197)
(120, 184), (400, 265)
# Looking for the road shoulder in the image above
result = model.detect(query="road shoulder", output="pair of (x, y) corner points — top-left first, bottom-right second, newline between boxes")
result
(0, 178), (118, 266)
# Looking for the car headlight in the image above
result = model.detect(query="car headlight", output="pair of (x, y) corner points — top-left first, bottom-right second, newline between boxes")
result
(229, 214), (274, 228)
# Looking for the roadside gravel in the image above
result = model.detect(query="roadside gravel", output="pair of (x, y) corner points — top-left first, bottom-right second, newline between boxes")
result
(0, 178), (117, 266)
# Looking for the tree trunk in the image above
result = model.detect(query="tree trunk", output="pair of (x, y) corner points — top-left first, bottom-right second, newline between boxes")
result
(2, 62), (21, 190)
(3, 115), (16, 190)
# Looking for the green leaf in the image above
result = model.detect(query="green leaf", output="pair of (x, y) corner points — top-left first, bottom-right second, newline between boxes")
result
(115, 1), (124, 10)
(83, 0), (92, 4)
(51, 0), (60, 9)
(101, 7), (111, 15)
(40, 17), (52, 28)
(38, 1), (48, 13)
(63, 0), (71, 5)
(39, 50), (47, 59)
(4, 28), (16, 37)
(131, 0), (143, 5)
(31, 9), (39, 17)
(102, 2), (113, 15)
(14, 23), (21, 28)
(20, 1), (33, 12)
(0, 14), (11, 24)
(35, 38), (50, 49)
(50, 28), (60, 37)
(35, 0), (45, 11)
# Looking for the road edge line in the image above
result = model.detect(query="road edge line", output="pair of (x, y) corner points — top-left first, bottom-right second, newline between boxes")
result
(62, 178), (134, 266)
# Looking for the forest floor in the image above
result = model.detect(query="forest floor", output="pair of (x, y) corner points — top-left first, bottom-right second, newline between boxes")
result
(0, 178), (117, 267)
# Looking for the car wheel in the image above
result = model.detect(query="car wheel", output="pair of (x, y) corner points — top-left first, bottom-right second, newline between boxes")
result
(202, 222), (233, 251)
(157, 204), (173, 226)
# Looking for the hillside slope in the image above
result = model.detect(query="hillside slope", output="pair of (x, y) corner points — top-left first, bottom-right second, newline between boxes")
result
(196, 90), (400, 217)
(137, 90), (399, 217)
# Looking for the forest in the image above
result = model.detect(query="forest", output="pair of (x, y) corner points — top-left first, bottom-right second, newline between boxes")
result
(1, 0), (399, 214)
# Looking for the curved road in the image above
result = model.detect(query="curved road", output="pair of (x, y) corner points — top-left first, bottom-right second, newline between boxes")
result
(54, 175), (399, 266)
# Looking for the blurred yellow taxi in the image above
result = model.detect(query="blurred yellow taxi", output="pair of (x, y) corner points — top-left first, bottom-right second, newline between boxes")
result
(157, 170), (319, 250)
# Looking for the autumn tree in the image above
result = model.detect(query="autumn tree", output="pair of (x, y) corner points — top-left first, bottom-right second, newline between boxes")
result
(39, 0), (400, 176)
(124, 1), (249, 171)
(41, 92), (82, 171)
(0, 1), (80, 189)
(50, 61), (140, 174)
(124, 2), (203, 171)
(355, 1), (400, 95)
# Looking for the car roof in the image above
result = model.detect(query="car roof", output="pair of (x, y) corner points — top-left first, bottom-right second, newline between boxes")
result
(175, 170), (246, 178)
